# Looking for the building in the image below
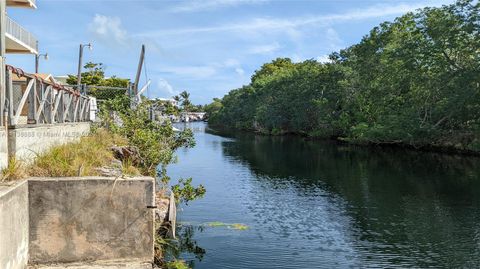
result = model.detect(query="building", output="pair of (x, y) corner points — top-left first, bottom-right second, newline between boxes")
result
(155, 97), (179, 107)
(53, 75), (69, 85)
(5, 0), (38, 54)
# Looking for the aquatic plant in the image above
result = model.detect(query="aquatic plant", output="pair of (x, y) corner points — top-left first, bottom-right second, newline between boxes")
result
(204, 222), (249, 230)
(230, 223), (249, 230)
(206, 221), (227, 227)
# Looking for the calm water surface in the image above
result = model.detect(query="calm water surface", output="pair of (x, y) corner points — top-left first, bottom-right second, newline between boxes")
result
(167, 122), (480, 268)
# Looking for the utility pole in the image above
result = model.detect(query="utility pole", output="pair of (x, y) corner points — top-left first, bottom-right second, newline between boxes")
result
(133, 44), (145, 96)
(76, 43), (92, 93)
(35, 41), (48, 73)
(76, 44), (83, 89)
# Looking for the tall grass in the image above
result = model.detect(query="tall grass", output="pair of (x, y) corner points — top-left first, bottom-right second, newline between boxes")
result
(0, 157), (27, 181)
(29, 129), (139, 177)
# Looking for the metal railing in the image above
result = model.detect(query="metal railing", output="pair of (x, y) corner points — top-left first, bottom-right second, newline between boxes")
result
(0, 65), (92, 126)
(5, 16), (38, 52)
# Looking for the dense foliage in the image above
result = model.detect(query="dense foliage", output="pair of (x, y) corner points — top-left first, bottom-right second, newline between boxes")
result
(100, 95), (206, 203)
(208, 0), (480, 152)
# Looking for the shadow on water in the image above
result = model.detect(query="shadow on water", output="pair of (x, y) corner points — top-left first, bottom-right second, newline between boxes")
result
(163, 224), (206, 268)
(206, 127), (480, 268)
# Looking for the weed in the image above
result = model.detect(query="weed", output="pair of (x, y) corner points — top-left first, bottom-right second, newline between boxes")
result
(166, 260), (190, 269)
(29, 129), (128, 177)
(0, 157), (26, 181)
(121, 158), (141, 176)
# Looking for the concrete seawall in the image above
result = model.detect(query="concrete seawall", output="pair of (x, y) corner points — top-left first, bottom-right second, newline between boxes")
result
(0, 180), (29, 269)
(0, 177), (155, 268)
(0, 122), (91, 168)
(29, 177), (155, 264)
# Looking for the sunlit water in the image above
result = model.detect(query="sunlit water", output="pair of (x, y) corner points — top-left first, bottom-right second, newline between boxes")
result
(166, 122), (480, 268)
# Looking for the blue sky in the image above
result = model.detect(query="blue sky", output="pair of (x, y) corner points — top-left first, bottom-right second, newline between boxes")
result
(8, 0), (455, 104)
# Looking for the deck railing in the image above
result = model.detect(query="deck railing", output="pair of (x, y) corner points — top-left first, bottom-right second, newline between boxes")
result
(6, 16), (38, 52)
(0, 65), (91, 126)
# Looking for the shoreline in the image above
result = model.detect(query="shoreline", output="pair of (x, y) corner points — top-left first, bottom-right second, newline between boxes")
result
(206, 123), (480, 158)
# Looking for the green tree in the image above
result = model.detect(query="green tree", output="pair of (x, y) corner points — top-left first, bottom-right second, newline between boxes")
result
(67, 62), (130, 100)
(208, 0), (480, 152)
(180, 91), (192, 112)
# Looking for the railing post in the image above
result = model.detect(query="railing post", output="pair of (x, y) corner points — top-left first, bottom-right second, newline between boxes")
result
(45, 86), (52, 123)
(37, 82), (44, 123)
(83, 98), (90, 121)
(27, 79), (36, 124)
(58, 91), (65, 123)
(67, 93), (72, 122)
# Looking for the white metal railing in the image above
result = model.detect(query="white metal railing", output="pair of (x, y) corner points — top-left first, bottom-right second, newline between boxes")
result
(1, 65), (92, 126)
(6, 16), (37, 52)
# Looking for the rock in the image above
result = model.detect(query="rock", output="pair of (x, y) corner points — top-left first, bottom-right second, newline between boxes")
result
(94, 160), (123, 177)
(111, 146), (141, 165)
(95, 166), (121, 177)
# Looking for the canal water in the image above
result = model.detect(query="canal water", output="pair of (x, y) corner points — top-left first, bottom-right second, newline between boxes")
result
(168, 122), (480, 268)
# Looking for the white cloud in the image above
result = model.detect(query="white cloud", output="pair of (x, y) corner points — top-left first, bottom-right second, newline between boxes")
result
(88, 14), (163, 52)
(235, 67), (245, 76)
(160, 66), (217, 79)
(291, 54), (304, 63)
(248, 42), (281, 54)
(138, 2), (448, 37)
(325, 28), (343, 50)
(155, 78), (179, 98)
(208, 58), (245, 76)
(88, 14), (129, 46)
(316, 55), (332, 63)
(170, 0), (269, 13)
(223, 58), (240, 67)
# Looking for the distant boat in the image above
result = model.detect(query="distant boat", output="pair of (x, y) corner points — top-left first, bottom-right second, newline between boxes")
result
(172, 126), (181, 132)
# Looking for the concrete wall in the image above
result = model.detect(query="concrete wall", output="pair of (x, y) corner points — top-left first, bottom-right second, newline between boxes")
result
(0, 180), (29, 269)
(28, 177), (155, 265)
(8, 122), (90, 163)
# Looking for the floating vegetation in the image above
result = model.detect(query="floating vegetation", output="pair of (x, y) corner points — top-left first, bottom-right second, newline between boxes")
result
(206, 221), (227, 227)
(230, 223), (249, 230)
(204, 222), (249, 230)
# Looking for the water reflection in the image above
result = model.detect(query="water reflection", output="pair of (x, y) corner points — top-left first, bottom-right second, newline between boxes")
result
(169, 123), (480, 268)
(208, 128), (480, 268)
(164, 224), (206, 268)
